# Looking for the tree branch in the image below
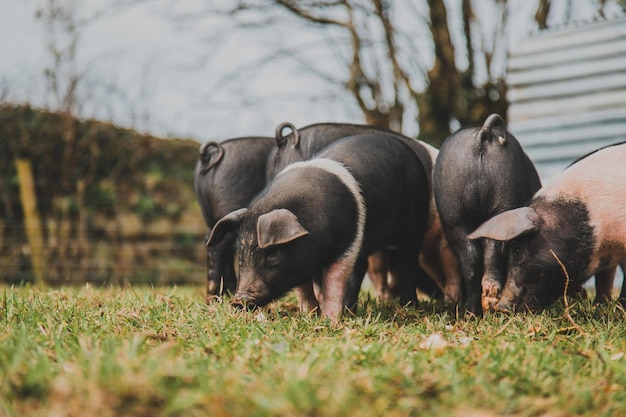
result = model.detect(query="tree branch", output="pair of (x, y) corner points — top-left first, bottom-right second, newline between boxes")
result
(274, 0), (350, 28)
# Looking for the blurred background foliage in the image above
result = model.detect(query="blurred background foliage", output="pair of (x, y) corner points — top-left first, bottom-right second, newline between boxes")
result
(0, 104), (205, 285)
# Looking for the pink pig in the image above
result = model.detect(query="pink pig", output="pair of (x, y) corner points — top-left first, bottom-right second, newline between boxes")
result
(469, 142), (626, 312)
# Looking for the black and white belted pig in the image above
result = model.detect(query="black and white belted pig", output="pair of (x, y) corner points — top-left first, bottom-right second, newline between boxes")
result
(268, 121), (462, 303)
(193, 137), (274, 302)
(433, 114), (541, 315)
(206, 133), (431, 322)
(469, 142), (626, 312)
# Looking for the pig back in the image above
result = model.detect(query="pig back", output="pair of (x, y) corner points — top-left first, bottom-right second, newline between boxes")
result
(267, 122), (432, 182)
(434, 125), (540, 225)
(194, 136), (274, 227)
(316, 134), (431, 252)
(537, 142), (626, 243)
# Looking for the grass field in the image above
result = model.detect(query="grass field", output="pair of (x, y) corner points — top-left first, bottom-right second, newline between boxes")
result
(1, 284), (625, 417)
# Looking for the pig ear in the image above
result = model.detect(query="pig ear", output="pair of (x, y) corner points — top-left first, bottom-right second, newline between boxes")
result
(206, 208), (247, 247)
(469, 207), (540, 242)
(257, 209), (309, 249)
(199, 141), (224, 174)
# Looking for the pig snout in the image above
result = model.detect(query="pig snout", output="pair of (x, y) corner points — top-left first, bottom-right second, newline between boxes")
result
(231, 278), (271, 310)
(481, 279), (501, 312)
(494, 278), (521, 313)
(230, 294), (260, 311)
(494, 298), (513, 314)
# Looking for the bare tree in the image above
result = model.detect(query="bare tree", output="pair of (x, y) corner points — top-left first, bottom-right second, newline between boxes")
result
(183, 0), (623, 145)
(181, 0), (512, 145)
(178, 0), (506, 144)
(38, 0), (82, 192)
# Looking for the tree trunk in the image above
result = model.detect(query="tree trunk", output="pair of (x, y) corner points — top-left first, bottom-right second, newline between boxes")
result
(535, 0), (551, 29)
(418, 0), (459, 147)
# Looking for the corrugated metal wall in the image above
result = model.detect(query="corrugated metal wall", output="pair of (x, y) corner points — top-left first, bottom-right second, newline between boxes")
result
(507, 16), (626, 181)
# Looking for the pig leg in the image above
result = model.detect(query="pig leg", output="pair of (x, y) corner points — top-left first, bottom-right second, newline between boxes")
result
(566, 280), (587, 299)
(294, 280), (320, 313)
(481, 239), (506, 312)
(312, 273), (324, 305)
(414, 266), (444, 300)
(367, 251), (394, 301)
(321, 256), (364, 322)
(387, 249), (420, 306)
(205, 250), (218, 302)
(446, 227), (483, 315)
(594, 266), (617, 304)
(205, 232), (237, 302)
(343, 258), (369, 311)
(222, 245), (238, 294)
(418, 250), (445, 296)
(440, 239), (463, 303)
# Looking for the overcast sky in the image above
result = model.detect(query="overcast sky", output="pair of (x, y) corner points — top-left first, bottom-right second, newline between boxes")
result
(0, 0), (365, 143)
(1, 0), (621, 144)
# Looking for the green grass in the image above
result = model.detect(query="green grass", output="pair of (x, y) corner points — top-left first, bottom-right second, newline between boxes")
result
(1, 285), (625, 417)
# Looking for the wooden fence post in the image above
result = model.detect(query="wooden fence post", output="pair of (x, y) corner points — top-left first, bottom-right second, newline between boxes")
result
(15, 158), (46, 285)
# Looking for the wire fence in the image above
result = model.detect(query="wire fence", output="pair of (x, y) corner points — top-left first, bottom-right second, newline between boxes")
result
(0, 224), (207, 286)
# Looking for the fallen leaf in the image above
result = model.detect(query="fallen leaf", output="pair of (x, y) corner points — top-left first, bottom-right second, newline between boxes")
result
(255, 312), (267, 323)
(419, 333), (448, 351)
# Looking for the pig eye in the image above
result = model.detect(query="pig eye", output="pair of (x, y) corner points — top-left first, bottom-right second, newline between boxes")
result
(264, 250), (283, 267)
(510, 243), (523, 263)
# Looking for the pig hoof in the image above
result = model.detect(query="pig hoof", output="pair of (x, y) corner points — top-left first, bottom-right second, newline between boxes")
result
(206, 294), (221, 304)
(376, 290), (395, 303)
(298, 300), (320, 314)
(481, 280), (501, 312)
(207, 280), (220, 296)
(444, 287), (462, 304)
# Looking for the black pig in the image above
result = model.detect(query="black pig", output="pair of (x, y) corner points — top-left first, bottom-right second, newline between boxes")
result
(207, 133), (430, 322)
(433, 114), (541, 314)
(193, 137), (274, 301)
(469, 142), (626, 312)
